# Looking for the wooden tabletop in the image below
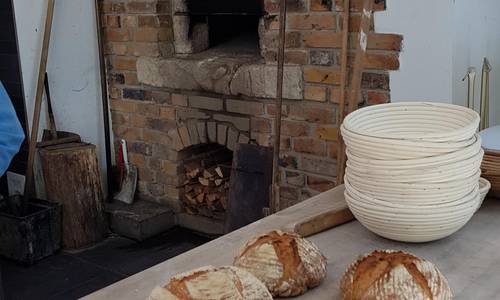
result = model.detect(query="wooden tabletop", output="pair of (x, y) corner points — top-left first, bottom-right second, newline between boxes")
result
(83, 186), (500, 300)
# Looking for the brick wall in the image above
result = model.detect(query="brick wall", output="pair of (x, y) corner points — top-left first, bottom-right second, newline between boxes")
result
(100, 0), (402, 210)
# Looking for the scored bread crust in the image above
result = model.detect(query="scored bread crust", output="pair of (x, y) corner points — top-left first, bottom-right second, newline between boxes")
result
(233, 230), (327, 297)
(340, 250), (453, 300)
(148, 265), (273, 300)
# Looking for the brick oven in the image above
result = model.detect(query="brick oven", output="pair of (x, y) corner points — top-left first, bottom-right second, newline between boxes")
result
(100, 0), (403, 232)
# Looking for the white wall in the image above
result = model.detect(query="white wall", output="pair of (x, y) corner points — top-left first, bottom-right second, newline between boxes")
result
(375, 0), (454, 103)
(452, 0), (500, 126)
(375, 0), (500, 126)
(13, 0), (109, 193)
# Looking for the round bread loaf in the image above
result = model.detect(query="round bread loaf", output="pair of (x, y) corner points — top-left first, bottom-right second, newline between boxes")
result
(148, 265), (272, 300)
(341, 250), (452, 300)
(233, 230), (327, 297)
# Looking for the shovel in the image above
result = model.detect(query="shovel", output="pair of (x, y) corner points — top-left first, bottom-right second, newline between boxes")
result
(114, 139), (137, 204)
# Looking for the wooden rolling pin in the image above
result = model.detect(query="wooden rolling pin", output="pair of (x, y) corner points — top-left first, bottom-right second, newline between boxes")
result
(281, 184), (354, 237)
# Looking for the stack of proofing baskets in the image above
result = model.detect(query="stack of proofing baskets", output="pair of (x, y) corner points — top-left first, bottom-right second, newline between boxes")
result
(341, 102), (484, 242)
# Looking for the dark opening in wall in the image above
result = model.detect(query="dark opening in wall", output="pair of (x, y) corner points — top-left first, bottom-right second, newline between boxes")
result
(176, 0), (264, 54)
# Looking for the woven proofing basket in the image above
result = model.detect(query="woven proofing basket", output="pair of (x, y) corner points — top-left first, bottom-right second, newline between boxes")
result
(341, 102), (483, 243)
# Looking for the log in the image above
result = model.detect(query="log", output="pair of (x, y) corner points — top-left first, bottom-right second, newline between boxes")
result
(39, 143), (107, 249)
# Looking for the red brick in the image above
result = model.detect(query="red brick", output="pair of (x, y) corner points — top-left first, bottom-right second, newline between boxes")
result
(285, 50), (307, 64)
(293, 138), (327, 156)
(112, 2), (126, 13)
(105, 15), (121, 28)
(364, 53), (400, 70)
(304, 67), (342, 85)
(129, 42), (160, 57)
(108, 43), (128, 55)
(368, 33), (403, 51)
(133, 28), (160, 42)
(136, 103), (160, 117)
(110, 100), (136, 113)
(304, 85), (328, 102)
(300, 156), (336, 176)
(310, 0), (331, 11)
(143, 129), (171, 145)
(127, 2), (156, 13)
(159, 107), (175, 119)
(113, 126), (142, 141)
(288, 14), (336, 30)
(138, 15), (159, 27)
(315, 126), (339, 141)
(128, 153), (146, 167)
(335, 0), (386, 12)
(251, 118), (273, 133)
(266, 104), (289, 117)
(367, 90), (390, 104)
(289, 104), (335, 124)
(104, 29), (129, 42)
(112, 57), (137, 71)
(123, 72), (139, 85)
(303, 31), (342, 48)
(307, 175), (335, 192)
(130, 114), (147, 128)
(281, 120), (309, 137)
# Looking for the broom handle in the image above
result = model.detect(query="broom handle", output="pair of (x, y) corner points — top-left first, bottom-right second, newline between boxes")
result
(24, 0), (56, 199)
(271, 0), (287, 214)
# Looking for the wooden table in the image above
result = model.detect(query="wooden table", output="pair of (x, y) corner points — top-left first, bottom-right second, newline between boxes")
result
(84, 186), (500, 299)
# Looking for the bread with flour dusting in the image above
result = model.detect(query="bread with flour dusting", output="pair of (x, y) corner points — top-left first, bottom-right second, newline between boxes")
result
(148, 265), (272, 300)
(341, 250), (452, 300)
(233, 230), (327, 297)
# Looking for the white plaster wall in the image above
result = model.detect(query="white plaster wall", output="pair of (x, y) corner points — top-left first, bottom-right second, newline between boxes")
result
(452, 0), (500, 126)
(13, 0), (109, 193)
(375, 0), (454, 103)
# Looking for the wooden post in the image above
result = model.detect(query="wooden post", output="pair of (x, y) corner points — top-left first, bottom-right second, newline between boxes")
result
(337, 0), (373, 185)
(39, 143), (107, 249)
(336, 0), (351, 186)
(271, 0), (288, 214)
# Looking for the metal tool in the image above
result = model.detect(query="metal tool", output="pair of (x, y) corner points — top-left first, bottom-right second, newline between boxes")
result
(480, 58), (492, 130)
(114, 140), (137, 204)
(462, 67), (476, 110)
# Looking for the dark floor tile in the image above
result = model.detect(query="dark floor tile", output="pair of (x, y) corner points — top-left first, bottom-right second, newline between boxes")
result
(0, 227), (210, 300)
(75, 227), (210, 276)
(0, 254), (121, 300)
(47, 272), (125, 300)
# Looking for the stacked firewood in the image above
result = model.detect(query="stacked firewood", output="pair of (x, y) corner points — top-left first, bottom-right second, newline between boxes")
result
(182, 150), (232, 219)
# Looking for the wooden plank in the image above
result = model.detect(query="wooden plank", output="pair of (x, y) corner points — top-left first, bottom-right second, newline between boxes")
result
(224, 144), (273, 233)
(84, 190), (500, 300)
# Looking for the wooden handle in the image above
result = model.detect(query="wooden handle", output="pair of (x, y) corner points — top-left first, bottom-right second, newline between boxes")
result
(24, 0), (56, 199)
(292, 208), (354, 237)
(281, 185), (354, 237)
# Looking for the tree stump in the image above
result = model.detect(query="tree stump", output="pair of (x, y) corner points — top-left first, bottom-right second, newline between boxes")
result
(39, 143), (107, 249)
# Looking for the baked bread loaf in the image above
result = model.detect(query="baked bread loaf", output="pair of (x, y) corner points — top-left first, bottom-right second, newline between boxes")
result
(341, 250), (452, 300)
(149, 265), (272, 300)
(233, 230), (327, 297)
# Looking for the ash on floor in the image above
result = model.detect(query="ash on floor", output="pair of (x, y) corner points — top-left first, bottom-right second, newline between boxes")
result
(0, 227), (210, 300)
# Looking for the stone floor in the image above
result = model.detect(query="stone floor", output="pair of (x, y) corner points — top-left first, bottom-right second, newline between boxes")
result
(0, 227), (210, 300)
